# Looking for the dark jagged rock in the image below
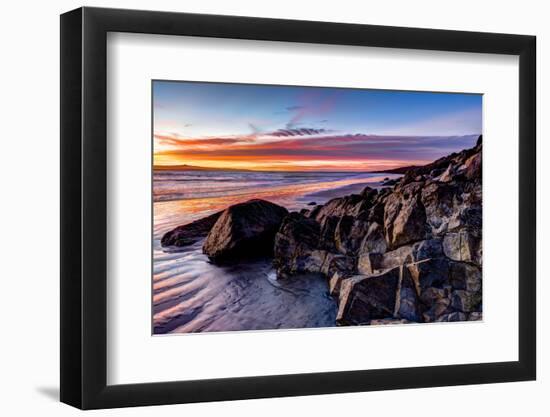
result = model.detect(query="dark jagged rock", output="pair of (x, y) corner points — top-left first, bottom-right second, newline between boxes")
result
(476, 134), (483, 147)
(468, 311), (483, 321)
(449, 261), (482, 292)
(305, 204), (323, 219)
(396, 267), (421, 321)
(421, 182), (459, 235)
(367, 199), (386, 225)
(274, 216), (356, 277)
(360, 186), (378, 201)
(383, 182), (428, 249)
(318, 215), (339, 251)
(406, 257), (452, 290)
(328, 271), (345, 297)
(314, 194), (371, 222)
(436, 312), (468, 322)
(359, 238), (444, 274)
(321, 252), (356, 277)
(359, 222), (387, 255)
(336, 269), (400, 325)
(334, 215), (370, 255)
(203, 199), (288, 262)
(369, 318), (411, 325)
(161, 211), (222, 247)
(273, 212), (321, 277)
(450, 290), (482, 313)
(400, 135), (481, 185)
(443, 230), (482, 266)
(381, 178), (399, 186)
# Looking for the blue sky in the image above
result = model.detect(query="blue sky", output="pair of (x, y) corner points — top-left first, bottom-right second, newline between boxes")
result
(153, 80), (482, 171)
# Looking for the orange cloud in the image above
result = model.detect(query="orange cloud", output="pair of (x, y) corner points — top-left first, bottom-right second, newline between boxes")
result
(154, 132), (479, 172)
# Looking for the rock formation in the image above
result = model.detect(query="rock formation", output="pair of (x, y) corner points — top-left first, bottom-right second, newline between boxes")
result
(202, 199), (288, 262)
(273, 136), (483, 324)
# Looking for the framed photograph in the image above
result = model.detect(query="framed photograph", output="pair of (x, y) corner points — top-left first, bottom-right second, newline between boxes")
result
(60, 6), (536, 409)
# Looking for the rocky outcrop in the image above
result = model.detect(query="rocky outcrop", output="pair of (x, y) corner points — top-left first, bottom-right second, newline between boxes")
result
(161, 211), (222, 247)
(274, 137), (483, 325)
(203, 199), (288, 262)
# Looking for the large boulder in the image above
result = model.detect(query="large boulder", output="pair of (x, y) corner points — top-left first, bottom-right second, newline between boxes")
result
(418, 286), (453, 322)
(161, 211), (222, 247)
(334, 215), (370, 255)
(273, 212), (321, 276)
(203, 199), (288, 262)
(367, 199), (387, 225)
(336, 268), (400, 325)
(406, 258), (451, 291)
(404, 258), (453, 322)
(443, 230), (482, 265)
(314, 193), (372, 223)
(450, 290), (482, 313)
(360, 186), (379, 201)
(328, 271), (345, 297)
(358, 238), (443, 274)
(437, 164), (456, 183)
(447, 204), (482, 234)
(403, 257), (482, 321)
(318, 215), (339, 251)
(320, 252), (356, 277)
(356, 252), (383, 275)
(274, 211), (358, 279)
(395, 267), (421, 321)
(359, 222), (387, 255)
(384, 182), (428, 249)
(448, 261), (482, 292)
(420, 182), (460, 236)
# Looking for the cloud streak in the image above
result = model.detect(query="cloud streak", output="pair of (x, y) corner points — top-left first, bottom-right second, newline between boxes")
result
(267, 128), (331, 137)
(154, 134), (254, 147)
(156, 133), (480, 165)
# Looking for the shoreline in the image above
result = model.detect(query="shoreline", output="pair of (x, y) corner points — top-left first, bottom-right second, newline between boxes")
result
(153, 172), (400, 238)
(299, 175), (400, 202)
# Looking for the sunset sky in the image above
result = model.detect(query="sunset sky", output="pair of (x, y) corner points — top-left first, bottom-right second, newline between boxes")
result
(153, 81), (482, 171)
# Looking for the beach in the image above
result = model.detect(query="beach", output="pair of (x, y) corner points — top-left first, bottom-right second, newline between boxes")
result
(153, 170), (399, 334)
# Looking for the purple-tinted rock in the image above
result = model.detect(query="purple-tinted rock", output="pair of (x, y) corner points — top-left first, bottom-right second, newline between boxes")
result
(336, 268), (400, 325)
(161, 211), (222, 247)
(203, 199), (288, 262)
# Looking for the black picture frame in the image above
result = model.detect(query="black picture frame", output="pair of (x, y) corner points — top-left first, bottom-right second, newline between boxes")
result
(60, 6), (536, 410)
